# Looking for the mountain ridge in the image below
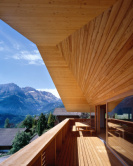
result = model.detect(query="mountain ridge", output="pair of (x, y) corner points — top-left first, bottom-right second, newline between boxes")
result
(0, 83), (64, 116)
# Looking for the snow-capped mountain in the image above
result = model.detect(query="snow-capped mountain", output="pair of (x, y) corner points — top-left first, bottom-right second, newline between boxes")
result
(0, 83), (63, 115)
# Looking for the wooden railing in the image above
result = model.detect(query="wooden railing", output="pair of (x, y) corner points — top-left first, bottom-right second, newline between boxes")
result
(0, 118), (94, 166)
(0, 119), (70, 166)
(108, 118), (133, 134)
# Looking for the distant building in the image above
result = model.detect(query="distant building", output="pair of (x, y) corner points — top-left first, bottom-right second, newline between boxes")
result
(53, 108), (81, 122)
(0, 128), (26, 150)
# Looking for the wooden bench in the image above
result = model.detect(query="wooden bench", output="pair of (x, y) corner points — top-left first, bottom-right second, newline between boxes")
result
(79, 129), (95, 136)
(71, 125), (95, 136)
(71, 125), (76, 132)
(89, 129), (95, 136)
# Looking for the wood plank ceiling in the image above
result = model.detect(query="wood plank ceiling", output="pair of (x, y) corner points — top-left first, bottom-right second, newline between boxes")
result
(38, 46), (91, 112)
(57, 0), (133, 106)
(0, 0), (117, 46)
(0, 0), (133, 112)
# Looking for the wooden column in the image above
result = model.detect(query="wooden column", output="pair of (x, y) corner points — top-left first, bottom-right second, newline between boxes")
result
(95, 106), (97, 132)
(106, 102), (108, 144)
(90, 112), (91, 127)
(97, 105), (100, 134)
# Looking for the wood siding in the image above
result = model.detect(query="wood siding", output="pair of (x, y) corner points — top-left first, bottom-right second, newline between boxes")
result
(58, 0), (133, 105)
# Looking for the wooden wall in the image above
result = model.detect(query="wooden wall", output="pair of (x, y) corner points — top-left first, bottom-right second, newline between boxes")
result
(58, 0), (133, 105)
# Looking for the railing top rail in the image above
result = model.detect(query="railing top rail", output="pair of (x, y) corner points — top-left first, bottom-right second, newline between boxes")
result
(108, 118), (133, 125)
(0, 118), (69, 166)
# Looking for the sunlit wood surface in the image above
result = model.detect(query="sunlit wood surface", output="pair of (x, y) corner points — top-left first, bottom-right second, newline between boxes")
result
(0, 0), (117, 46)
(0, 119), (70, 166)
(40, 0), (133, 111)
(38, 46), (91, 112)
(58, 0), (133, 105)
(57, 131), (123, 166)
(0, 0), (132, 111)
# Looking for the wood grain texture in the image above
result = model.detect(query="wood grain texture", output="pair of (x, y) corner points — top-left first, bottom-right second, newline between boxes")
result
(38, 46), (91, 112)
(56, 131), (123, 166)
(0, 119), (69, 166)
(0, 0), (132, 111)
(0, 0), (117, 46)
(58, 0), (133, 105)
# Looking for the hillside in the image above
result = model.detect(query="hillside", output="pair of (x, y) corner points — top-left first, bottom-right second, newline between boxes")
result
(0, 83), (64, 117)
(0, 113), (25, 128)
(108, 95), (133, 119)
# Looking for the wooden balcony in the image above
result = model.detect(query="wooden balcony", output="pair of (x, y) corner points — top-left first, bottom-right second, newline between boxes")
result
(0, 119), (123, 166)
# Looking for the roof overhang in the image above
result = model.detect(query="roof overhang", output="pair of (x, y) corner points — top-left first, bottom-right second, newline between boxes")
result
(0, 0), (133, 112)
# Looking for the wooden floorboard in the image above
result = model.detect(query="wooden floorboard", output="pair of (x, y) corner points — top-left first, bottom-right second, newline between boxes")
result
(56, 131), (123, 166)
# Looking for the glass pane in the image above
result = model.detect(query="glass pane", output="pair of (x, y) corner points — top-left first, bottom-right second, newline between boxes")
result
(107, 95), (133, 165)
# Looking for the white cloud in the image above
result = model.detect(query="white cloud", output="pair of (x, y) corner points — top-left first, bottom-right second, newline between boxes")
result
(0, 28), (21, 50)
(13, 43), (20, 50)
(37, 88), (60, 98)
(33, 50), (39, 54)
(12, 49), (44, 65)
(0, 47), (4, 51)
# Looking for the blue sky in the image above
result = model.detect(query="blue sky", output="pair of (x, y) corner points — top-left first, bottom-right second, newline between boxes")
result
(0, 20), (60, 98)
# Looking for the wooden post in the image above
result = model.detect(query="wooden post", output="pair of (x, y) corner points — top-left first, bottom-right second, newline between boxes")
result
(106, 102), (108, 144)
(97, 105), (100, 134)
(95, 106), (97, 132)
(90, 112), (91, 127)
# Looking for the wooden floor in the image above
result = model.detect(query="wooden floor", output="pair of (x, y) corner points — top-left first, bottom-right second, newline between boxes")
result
(56, 131), (123, 166)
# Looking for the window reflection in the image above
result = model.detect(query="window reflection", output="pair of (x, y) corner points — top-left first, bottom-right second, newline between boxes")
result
(107, 95), (133, 165)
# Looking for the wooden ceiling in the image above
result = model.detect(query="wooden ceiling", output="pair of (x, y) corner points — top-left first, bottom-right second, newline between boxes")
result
(58, 0), (133, 106)
(0, 0), (133, 112)
(38, 46), (91, 112)
(0, 0), (117, 46)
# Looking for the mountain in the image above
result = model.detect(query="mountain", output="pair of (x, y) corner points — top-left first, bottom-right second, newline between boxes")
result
(108, 95), (133, 118)
(0, 113), (25, 128)
(0, 83), (64, 116)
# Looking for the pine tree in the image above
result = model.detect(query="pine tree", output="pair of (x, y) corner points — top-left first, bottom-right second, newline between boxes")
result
(23, 115), (33, 129)
(10, 131), (30, 154)
(4, 118), (10, 128)
(37, 113), (47, 136)
(47, 112), (55, 128)
(37, 120), (41, 136)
